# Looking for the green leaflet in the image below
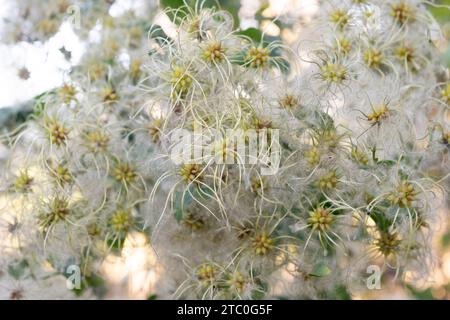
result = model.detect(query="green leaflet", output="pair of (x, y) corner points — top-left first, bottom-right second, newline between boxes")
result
(368, 206), (392, 232)
(161, 0), (241, 28)
(309, 262), (331, 278)
(444, 45), (450, 68)
(7, 259), (29, 280)
(173, 184), (214, 222)
(427, 0), (450, 23)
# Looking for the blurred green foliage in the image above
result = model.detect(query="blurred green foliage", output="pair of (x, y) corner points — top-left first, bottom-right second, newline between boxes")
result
(444, 46), (450, 67)
(428, 0), (450, 23)
(428, 0), (450, 67)
(161, 0), (241, 28)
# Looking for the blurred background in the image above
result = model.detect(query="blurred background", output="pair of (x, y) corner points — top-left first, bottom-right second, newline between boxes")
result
(0, 0), (449, 299)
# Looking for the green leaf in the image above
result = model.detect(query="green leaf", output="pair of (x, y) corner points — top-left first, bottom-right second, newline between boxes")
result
(310, 262), (331, 277)
(85, 274), (105, 288)
(173, 185), (195, 222)
(73, 274), (107, 297)
(33, 89), (55, 118)
(441, 231), (450, 247)
(160, 0), (188, 22)
(147, 294), (158, 300)
(406, 284), (434, 300)
(368, 207), (392, 232)
(106, 236), (127, 253)
(427, 0), (450, 23)
(148, 24), (172, 45)
(7, 260), (29, 280)
(160, 0), (241, 28)
(273, 57), (290, 74)
(443, 45), (450, 68)
(173, 184), (214, 222)
(233, 25), (289, 72)
(174, 206), (183, 222)
(335, 285), (352, 300)
(237, 28), (264, 44)
(220, 0), (241, 29)
(34, 101), (45, 118)
(160, 0), (185, 10)
(377, 159), (396, 167)
(236, 28), (281, 44)
(251, 279), (268, 300)
(313, 110), (335, 129)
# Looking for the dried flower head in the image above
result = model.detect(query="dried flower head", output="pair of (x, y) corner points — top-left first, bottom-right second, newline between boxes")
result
(246, 46), (270, 68)
(390, 2), (415, 25)
(308, 206), (334, 232)
(387, 180), (418, 208)
(203, 42), (226, 64)
(45, 118), (69, 146)
(113, 162), (137, 185)
(179, 164), (203, 184)
(251, 231), (273, 255)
